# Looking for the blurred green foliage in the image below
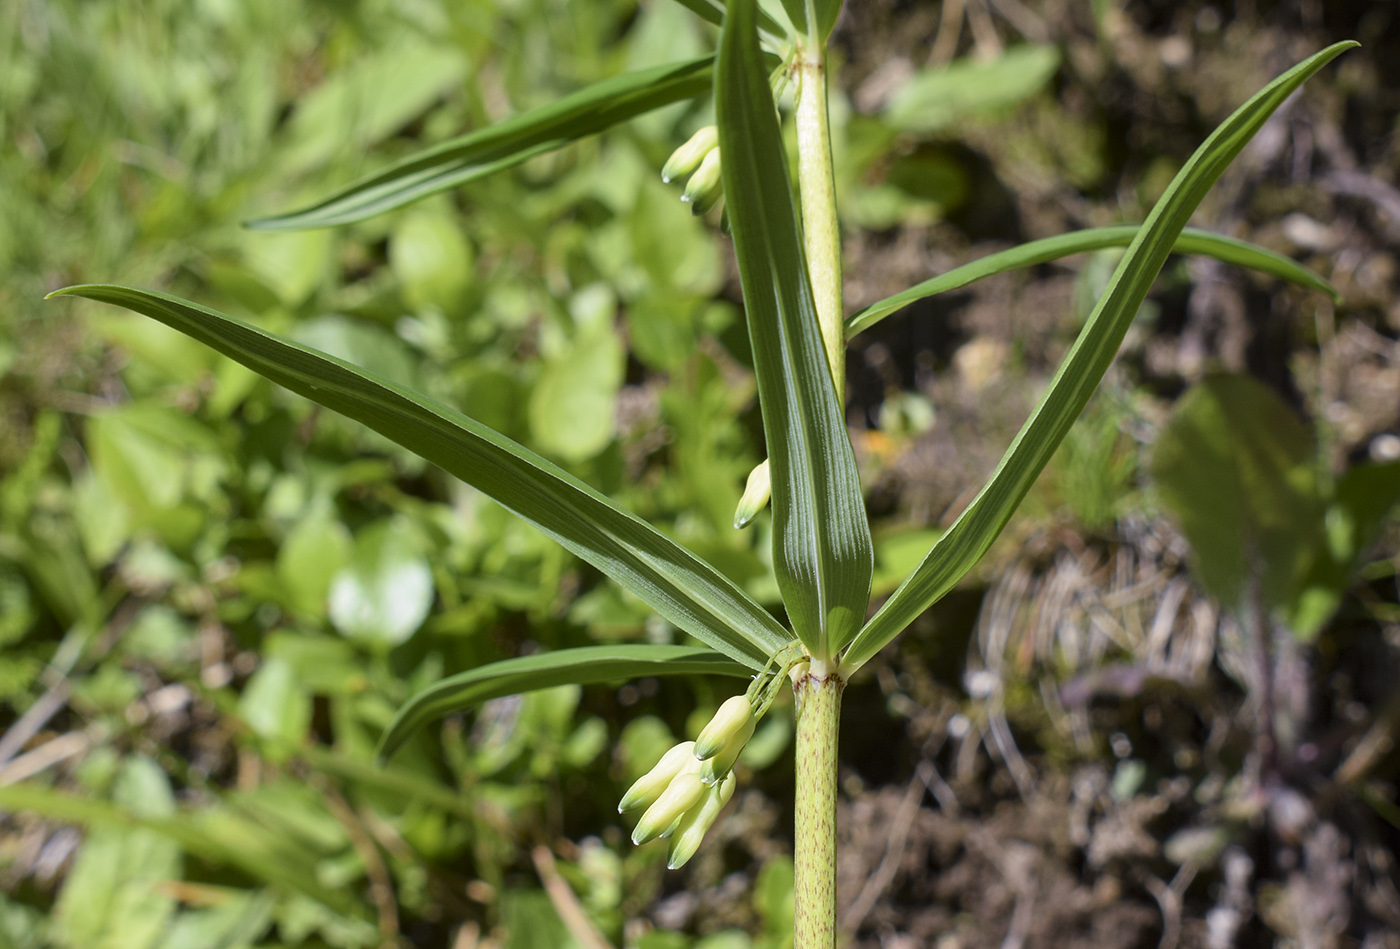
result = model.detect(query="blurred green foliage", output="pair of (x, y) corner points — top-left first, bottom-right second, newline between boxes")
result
(1152, 373), (1400, 640)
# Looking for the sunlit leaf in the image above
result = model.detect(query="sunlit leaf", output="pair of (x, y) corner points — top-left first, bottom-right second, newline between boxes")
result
(390, 210), (475, 313)
(845, 225), (1339, 338)
(238, 657), (312, 745)
(378, 644), (747, 759)
(717, 0), (873, 660)
(327, 518), (434, 647)
(48, 286), (794, 670)
(842, 41), (1356, 672)
(249, 58), (714, 230)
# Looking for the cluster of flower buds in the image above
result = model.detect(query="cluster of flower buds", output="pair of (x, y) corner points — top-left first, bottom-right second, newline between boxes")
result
(661, 126), (723, 217)
(618, 694), (755, 869)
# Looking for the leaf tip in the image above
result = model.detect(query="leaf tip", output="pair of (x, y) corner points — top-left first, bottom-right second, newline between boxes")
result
(45, 284), (109, 302)
(242, 213), (300, 232)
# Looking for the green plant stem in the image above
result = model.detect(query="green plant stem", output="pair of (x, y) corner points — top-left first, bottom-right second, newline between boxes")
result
(793, 666), (843, 949)
(793, 40), (844, 395)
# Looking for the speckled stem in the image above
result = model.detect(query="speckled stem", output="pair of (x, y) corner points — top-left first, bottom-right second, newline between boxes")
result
(793, 668), (843, 949)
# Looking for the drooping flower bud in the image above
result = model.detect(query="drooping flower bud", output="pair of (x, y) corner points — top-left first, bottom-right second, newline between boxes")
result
(699, 713), (755, 785)
(695, 696), (755, 761)
(682, 148), (723, 216)
(661, 126), (718, 184)
(732, 459), (771, 529)
(618, 741), (696, 814)
(667, 772), (736, 869)
(631, 757), (706, 845)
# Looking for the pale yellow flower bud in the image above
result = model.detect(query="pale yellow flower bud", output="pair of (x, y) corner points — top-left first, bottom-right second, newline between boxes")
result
(661, 126), (718, 184)
(631, 758), (706, 845)
(699, 713), (755, 785)
(682, 148), (723, 216)
(732, 459), (771, 529)
(695, 695), (755, 761)
(666, 772), (736, 869)
(618, 741), (696, 814)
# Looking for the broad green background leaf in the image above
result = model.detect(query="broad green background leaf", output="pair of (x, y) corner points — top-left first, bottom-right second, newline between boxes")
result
(279, 42), (469, 174)
(52, 758), (180, 949)
(276, 506), (353, 620)
(390, 210), (475, 314)
(842, 41), (1356, 672)
(1291, 460), (1400, 638)
(528, 326), (626, 463)
(85, 404), (229, 553)
(237, 228), (333, 306)
(249, 58), (714, 230)
(379, 644), (747, 759)
(291, 315), (419, 389)
(845, 225), (1338, 337)
(499, 889), (580, 949)
(238, 656), (313, 746)
(1151, 374), (1322, 613)
(328, 517), (435, 647)
(48, 286), (793, 670)
(1331, 461), (1400, 564)
(717, 0), (873, 659)
(885, 45), (1062, 133)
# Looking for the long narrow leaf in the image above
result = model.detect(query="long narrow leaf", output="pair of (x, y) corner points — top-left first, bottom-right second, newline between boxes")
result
(379, 644), (746, 759)
(248, 58), (714, 230)
(717, 0), (873, 660)
(49, 286), (794, 669)
(842, 41), (1357, 672)
(845, 226), (1338, 338)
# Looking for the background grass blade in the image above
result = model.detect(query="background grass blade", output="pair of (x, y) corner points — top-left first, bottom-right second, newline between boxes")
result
(841, 41), (1357, 673)
(49, 285), (795, 669)
(378, 645), (747, 759)
(717, 0), (873, 660)
(248, 58), (713, 230)
(845, 226), (1339, 338)
(0, 785), (365, 917)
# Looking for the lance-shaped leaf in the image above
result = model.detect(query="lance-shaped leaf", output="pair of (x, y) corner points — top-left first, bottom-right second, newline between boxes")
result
(379, 644), (746, 759)
(248, 58), (714, 230)
(48, 286), (794, 669)
(717, 0), (873, 660)
(841, 41), (1357, 673)
(845, 225), (1338, 338)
